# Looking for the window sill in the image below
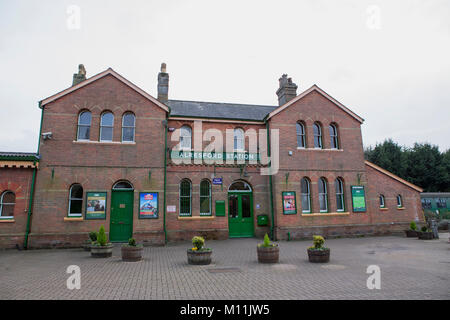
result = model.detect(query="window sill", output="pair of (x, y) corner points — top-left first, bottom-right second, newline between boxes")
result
(297, 148), (343, 152)
(397, 207), (405, 210)
(380, 207), (389, 211)
(64, 217), (84, 222)
(0, 218), (15, 223)
(73, 140), (136, 145)
(178, 216), (215, 220)
(301, 212), (349, 217)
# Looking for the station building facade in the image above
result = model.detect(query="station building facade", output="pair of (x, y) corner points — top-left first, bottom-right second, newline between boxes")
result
(0, 64), (424, 248)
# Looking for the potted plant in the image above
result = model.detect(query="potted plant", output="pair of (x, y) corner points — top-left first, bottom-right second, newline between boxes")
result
(405, 221), (419, 238)
(418, 226), (434, 240)
(187, 236), (212, 265)
(307, 235), (330, 263)
(83, 231), (97, 251)
(121, 238), (143, 262)
(90, 225), (113, 258)
(257, 233), (279, 263)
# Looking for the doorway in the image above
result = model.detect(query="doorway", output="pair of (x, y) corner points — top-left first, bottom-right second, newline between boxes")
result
(228, 180), (254, 238)
(109, 181), (134, 242)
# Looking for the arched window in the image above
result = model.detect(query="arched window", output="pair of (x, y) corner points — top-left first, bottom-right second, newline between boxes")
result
(180, 125), (192, 150)
(329, 124), (339, 149)
(296, 122), (306, 148)
(335, 178), (344, 212)
(68, 184), (83, 217)
(300, 178), (311, 213)
(313, 122), (323, 148)
(122, 112), (135, 142)
(200, 179), (211, 216)
(318, 178), (328, 212)
(112, 180), (134, 190)
(77, 111), (91, 141)
(179, 179), (192, 216)
(397, 195), (403, 208)
(379, 194), (385, 208)
(234, 128), (244, 151)
(100, 112), (114, 142)
(228, 180), (252, 192)
(0, 191), (15, 219)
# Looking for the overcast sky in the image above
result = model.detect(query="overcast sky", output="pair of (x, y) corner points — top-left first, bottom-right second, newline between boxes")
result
(1, 0), (449, 153)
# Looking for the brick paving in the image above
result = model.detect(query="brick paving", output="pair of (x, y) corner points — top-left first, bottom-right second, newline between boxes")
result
(0, 234), (449, 300)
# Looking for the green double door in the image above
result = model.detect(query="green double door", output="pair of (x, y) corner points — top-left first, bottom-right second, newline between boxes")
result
(228, 192), (254, 238)
(110, 190), (133, 242)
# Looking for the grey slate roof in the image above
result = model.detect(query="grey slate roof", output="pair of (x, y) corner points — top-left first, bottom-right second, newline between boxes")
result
(0, 152), (40, 160)
(167, 99), (278, 121)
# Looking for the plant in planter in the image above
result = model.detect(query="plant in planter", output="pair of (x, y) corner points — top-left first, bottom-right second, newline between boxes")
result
(257, 233), (279, 263)
(418, 226), (434, 240)
(187, 236), (212, 265)
(121, 238), (143, 262)
(404, 221), (419, 238)
(90, 225), (113, 258)
(307, 235), (330, 263)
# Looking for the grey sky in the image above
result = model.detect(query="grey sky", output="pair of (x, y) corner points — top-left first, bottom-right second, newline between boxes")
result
(1, 0), (449, 152)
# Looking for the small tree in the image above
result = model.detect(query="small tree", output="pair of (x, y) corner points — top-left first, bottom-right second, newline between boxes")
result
(409, 221), (417, 231)
(96, 225), (108, 246)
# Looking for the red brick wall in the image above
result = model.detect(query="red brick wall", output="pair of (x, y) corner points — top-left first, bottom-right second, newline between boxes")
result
(0, 167), (34, 248)
(30, 75), (167, 248)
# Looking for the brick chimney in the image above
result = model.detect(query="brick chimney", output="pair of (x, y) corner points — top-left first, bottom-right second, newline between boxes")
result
(276, 74), (297, 106)
(157, 62), (169, 103)
(72, 64), (86, 86)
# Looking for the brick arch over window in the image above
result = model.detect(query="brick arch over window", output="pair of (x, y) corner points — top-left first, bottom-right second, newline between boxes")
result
(0, 190), (15, 218)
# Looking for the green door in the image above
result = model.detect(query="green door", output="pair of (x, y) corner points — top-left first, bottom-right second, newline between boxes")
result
(228, 192), (254, 238)
(110, 190), (134, 242)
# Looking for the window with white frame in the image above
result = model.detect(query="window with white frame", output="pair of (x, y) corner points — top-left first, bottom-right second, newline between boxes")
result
(0, 191), (15, 219)
(122, 112), (135, 142)
(380, 194), (386, 208)
(397, 194), (403, 208)
(329, 124), (339, 149)
(318, 178), (328, 212)
(335, 178), (344, 212)
(301, 177), (311, 213)
(180, 125), (192, 150)
(100, 112), (114, 141)
(296, 122), (306, 148)
(77, 111), (91, 141)
(68, 184), (83, 217)
(234, 128), (244, 151)
(313, 122), (323, 148)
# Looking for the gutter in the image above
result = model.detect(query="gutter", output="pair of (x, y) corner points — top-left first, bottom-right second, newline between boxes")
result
(266, 120), (275, 240)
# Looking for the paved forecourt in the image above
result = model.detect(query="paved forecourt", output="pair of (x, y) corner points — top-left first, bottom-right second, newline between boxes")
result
(0, 234), (449, 300)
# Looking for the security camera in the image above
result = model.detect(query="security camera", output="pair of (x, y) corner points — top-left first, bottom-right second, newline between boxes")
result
(42, 132), (53, 140)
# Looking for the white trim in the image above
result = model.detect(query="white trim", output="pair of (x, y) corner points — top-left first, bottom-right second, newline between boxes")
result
(40, 68), (169, 113)
(266, 85), (364, 123)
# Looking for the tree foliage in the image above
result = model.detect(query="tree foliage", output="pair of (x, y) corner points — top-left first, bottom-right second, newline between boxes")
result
(365, 139), (449, 192)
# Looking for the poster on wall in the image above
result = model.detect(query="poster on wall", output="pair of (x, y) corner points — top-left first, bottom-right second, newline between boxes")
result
(282, 191), (297, 215)
(351, 186), (366, 212)
(85, 192), (107, 219)
(139, 192), (158, 219)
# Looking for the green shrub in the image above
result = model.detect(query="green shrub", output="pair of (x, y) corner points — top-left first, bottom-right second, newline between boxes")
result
(263, 233), (271, 247)
(308, 235), (327, 250)
(89, 231), (98, 242)
(96, 225), (108, 246)
(409, 221), (417, 231)
(421, 226), (428, 232)
(192, 236), (205, 250)
(128, 238), (137, 246)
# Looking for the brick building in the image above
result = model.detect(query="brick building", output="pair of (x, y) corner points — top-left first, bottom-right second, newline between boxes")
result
(0, 64), (424, 248)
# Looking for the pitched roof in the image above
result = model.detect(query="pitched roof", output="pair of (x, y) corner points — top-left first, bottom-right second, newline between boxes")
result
(39, 68), (169, 112)
(266, 84), (364, 123)
(167, 99), (277, 122)
(365, 160), (423, 192)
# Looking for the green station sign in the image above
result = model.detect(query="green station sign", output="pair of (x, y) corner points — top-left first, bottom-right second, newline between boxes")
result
(170, 151), (260, 162)
(351, 186), (366, 212)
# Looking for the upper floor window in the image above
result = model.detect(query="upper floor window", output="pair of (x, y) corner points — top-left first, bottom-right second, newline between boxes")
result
(100, 112), (114, 142)
(380, 194), (386, 208)
(335, 178), (344, 212)
(179, 179), (192, 216)
(122, 112), (135, 142)
(0, 191), (15, 219)
(397, 195), (403, 208)
(313, 122), (323, 149)
(296, 122), (306, 148)
(234, 128), (244, 151)
(68, 184), (83, 217)
(329, 124), (339, 149)
(200, 179), (211, 216)
(300, 177), (311, 213)
(180, 125), (192, 150)
(318, 178), (328, 212)
(77, 111), (91, 141)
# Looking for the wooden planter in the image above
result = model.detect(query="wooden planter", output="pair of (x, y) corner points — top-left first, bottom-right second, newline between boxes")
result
(187, 249), (212, 265)
(418, 231), (434, 240)
(91, 243), (113, 258)
(257, 245), (279, 263)
(307, 248), (330, 263)
(405, 230), (419, 238)
(121, 246), (143, 262)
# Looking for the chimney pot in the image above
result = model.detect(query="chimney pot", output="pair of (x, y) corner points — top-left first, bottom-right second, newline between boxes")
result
(276, 74), (297, 106)
(72, 64), (86, 86)
(157, 62), (169, 103)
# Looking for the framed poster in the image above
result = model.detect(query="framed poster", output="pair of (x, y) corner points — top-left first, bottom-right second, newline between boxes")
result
(85, 192), (107, 220)
(139, 192), (159, 219)
(351, 186), (366, 212)
(282, 191), (297, 215)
